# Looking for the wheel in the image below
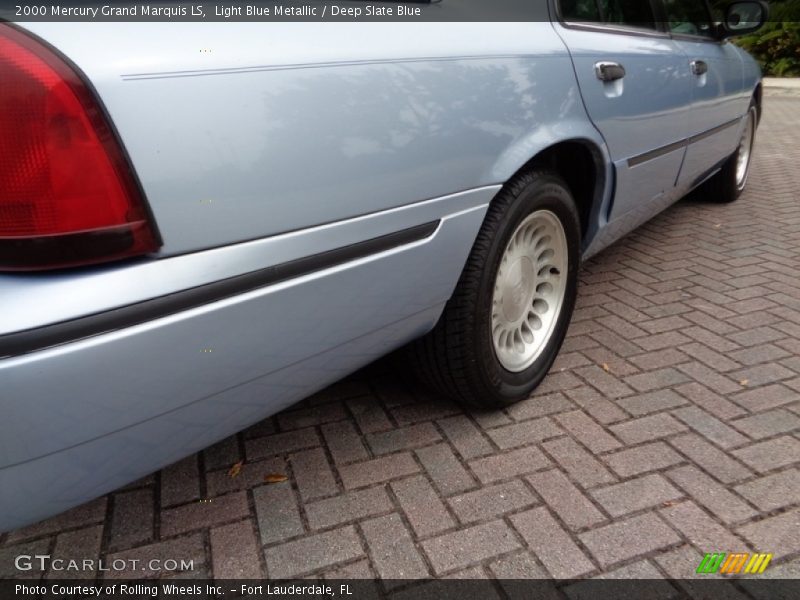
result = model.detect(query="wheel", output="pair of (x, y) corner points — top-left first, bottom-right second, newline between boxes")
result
(408, 169), (580, 408)
(701, 101), (758, 203)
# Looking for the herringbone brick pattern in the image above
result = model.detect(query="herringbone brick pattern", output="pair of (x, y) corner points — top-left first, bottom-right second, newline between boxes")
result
(2, 95), (799, 586)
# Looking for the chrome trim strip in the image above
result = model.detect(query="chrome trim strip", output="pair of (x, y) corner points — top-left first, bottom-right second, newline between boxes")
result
(628, 117), (740, 168)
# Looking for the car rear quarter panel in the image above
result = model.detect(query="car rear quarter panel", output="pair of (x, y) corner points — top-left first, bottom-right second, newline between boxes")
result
(0, 200), (488, 530)
(0, 21), (616, 530)
(20, 22), (606, 256)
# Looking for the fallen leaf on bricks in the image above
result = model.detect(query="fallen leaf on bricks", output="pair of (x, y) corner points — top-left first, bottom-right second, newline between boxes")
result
(228, 461), (244, 478)
(264, 473), (288, 484)
(740, 379), (749, 386)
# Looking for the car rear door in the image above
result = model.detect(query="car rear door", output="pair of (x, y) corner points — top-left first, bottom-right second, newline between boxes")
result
(659, 0), (747, 188)
(553, 0), (693, 222)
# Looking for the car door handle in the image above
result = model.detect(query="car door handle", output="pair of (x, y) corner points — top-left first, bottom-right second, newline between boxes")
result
(691, 60), (708, 76)
(595, 61), (626, 82)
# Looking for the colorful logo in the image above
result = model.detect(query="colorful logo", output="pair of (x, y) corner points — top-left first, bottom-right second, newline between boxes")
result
(696, 552), (772, 575)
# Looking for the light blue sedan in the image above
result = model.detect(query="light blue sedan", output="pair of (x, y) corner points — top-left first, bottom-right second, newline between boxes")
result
(0, 0), (767, 530)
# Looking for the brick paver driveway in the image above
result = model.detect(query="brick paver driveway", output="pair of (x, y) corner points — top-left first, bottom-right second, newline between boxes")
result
(3, 94), (799, 585)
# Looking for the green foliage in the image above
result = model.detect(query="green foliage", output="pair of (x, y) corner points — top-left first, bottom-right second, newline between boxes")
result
(732, 0), (800, 77)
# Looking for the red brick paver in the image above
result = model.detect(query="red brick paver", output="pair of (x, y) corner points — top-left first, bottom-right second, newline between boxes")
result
(2, 94), (799, 587)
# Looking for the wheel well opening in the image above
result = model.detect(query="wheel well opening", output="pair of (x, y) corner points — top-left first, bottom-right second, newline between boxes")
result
(514, 141), (602, 241)
(754, 83), (763, 123)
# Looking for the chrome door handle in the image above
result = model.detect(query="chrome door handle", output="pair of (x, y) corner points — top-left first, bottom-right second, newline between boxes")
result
(691, 60), (708, 75)
(595, 61), (626, 82)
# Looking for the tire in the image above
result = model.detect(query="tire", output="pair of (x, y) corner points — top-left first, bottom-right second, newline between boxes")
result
(407, 168), (580, 408)
(700, 101), (758, 203)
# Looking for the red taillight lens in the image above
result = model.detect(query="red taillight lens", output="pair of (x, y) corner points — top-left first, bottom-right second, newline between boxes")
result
(0, 24), (160, 270)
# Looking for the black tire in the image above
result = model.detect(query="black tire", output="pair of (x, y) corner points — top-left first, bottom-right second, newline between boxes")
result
(700, 101), (758, 204)
(407, 169), (580, 408)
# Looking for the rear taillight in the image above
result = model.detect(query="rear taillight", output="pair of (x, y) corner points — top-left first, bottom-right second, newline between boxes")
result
(0, 24), (160, 271)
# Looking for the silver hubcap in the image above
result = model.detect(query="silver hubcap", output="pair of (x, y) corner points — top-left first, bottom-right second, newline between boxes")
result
(736, 109), (755, 189)
(491, 210), (568, 372)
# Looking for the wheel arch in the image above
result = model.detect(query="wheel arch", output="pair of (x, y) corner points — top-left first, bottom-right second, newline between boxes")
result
(488, 137), (612, 253)
(754, 82), (763, 124)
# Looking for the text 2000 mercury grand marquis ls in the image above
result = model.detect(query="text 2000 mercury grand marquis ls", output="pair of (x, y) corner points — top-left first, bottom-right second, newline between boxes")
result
(0, 0), (767, 530)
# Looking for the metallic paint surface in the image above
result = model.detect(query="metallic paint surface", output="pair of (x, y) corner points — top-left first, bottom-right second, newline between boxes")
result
(674, 39), (751, 188)
(553, 23), (693, 222)
(0, 187), (498, 336)
(0, 20), (763, 531)
(0, 205), (487, 473)
(20, 23), (590, 256)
